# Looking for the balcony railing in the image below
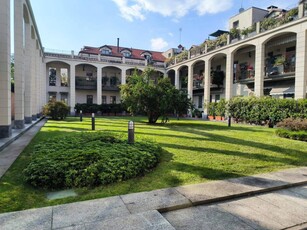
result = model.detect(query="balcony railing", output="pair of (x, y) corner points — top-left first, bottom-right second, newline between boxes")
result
(76, 77), (97, 90)
(193, 80), (204, 89)
(44, 52), (165, 68)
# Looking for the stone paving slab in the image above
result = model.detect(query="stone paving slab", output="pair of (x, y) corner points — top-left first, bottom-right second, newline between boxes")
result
(256, 190), (307, 221)
(175, 180), (258, 205)
(163, 204), (255, 230)
(52, 196), (130, 229)
(58, 210), (175, 230)
(219, 195), (305, 230)
(120, 188), (191, 213)
(0, 207), (52, 230)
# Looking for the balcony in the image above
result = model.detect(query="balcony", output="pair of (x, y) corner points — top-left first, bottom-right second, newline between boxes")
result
(44, 51), (165, 68)
(193, 80), (204, 89)
(76, 76), (97, 90)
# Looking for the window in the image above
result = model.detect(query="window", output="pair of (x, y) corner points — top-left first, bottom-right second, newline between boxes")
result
(49, 68), (56, 86)
(110, 96), (116, 104)
(168, 53), (171, 58)
(87, 95), (93, 104)
(215, 95), (220, 102)
(123, 52), (131, 57)
(198, 96), (203, 108)
(101, 49), (110, 55)
(60, 68), (68, 87)
(110, 76), (118, 86)
(233, 20), (239, 28)
(60, 92), (68, 104)
(48, 92), (56, 101)
(102, 96), (107, 104)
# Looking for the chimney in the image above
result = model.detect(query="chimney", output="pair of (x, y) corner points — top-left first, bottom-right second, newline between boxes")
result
(117, 38), (119, 53)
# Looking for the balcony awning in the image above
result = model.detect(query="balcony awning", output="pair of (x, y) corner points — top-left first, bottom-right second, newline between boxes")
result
(270, 84), (295, 95)
(209, 30), (229, 37)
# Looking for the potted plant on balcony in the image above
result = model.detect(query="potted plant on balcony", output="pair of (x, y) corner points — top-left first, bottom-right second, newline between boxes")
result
(240, 28), (249, 39)
(216, 33), (228, 47)
(274, 55), (285, 74)
(230, 28), (240, 41)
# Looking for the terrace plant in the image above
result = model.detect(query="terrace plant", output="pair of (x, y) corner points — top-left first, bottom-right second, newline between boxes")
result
(230, 27), (240, 39)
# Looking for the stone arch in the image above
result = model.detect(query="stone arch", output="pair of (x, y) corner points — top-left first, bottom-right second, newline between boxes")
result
(232, 44), (256, 82)
(166, 69), (175, 86)
(23, 4), (30, 24)
(178, 65), (189, 90)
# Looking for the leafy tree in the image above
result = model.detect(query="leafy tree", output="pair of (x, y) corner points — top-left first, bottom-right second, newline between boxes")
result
(120, 67), (192, 124)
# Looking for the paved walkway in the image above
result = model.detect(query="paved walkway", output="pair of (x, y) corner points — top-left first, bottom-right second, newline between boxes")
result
(0, 120), (306, 229)
(0, 167), (306, 230)
(0, 119), (47, 178)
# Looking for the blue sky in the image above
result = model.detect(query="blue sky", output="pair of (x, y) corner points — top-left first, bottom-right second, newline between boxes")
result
(28, 0), (298, 53)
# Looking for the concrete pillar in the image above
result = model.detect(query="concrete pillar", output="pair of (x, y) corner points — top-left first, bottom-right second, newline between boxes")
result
(36, 46), (41, 117)
(187, 65), (193, 99)
(69, 64), (76, 113)
(175, 69), (179, 89)
(295, 30), (307, 99)
(225, 52), (234, 100)
(203, 59), (211, 116)
(97, 67), (102, 104)
(14, 0), (25, 128)
(121, 68), (126, 84)
(31, 30), (37, 121)
(0, 0), (12, 137)
(254, 42), (265, 97)
(298, 1), (305, 19)
(24, 22), (32, 124)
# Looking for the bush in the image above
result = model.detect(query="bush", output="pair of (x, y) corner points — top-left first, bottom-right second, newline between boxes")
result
(23, 132), (162, 189)
(42, 101), (69, 120)
(228, 97), (307, 125)
(275, 129), (307, 141)
(276, 118), (307, 131)
(74, 103), (127, 114)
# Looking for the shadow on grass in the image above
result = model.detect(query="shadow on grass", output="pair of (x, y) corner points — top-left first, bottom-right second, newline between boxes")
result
(160, 142), (304, 166)
(172, 162), (244, 180)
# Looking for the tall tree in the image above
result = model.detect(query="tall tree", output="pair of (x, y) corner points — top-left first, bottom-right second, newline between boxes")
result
(120, 68), (192, 123)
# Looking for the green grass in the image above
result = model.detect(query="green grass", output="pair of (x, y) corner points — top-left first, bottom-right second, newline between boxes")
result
(1, 116), (307, 213)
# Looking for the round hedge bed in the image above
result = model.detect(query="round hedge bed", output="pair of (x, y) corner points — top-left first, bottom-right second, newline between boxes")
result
(24, 132), (162, 189)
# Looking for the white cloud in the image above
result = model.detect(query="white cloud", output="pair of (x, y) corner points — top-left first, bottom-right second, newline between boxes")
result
(112, 0), (234, 21)
(168, 32), (174, 37)
(150, 38), (168, 51)
(112, 0), (145, 22)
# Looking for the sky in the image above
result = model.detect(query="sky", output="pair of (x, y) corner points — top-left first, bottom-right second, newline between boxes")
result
(27, 0), (299, 53)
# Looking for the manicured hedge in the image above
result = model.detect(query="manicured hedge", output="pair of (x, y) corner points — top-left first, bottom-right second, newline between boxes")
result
(209, 97), (307, 125)
(275, 129), (307, 141)
(74, 103), (126, 115)
(23, 132), (162, 189)
(275, 118), (307, 141)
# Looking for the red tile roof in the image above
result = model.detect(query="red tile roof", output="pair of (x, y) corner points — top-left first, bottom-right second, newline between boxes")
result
(79, 45), (166, 62)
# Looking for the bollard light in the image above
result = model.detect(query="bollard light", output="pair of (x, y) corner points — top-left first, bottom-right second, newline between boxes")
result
(128, 121), (134, 144)
(80, 110), (83, 122)
(92, 113), (95, 130)
(228, 115), (231, 127)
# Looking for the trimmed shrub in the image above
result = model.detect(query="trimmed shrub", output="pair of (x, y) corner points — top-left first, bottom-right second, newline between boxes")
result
(23, 132), (162, 189)
(275, 129), (307, 141)
(227, 97), (307, 125)
(42, 101), (69, 120)
(74, 103), (126, 115)
(276, 118), (307, 131)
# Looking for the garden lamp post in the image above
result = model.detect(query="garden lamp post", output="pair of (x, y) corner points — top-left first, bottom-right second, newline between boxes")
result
(128, 121), (134, 144)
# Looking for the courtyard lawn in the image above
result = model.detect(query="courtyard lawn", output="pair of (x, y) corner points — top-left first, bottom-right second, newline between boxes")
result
(0, 116), (307, 213)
